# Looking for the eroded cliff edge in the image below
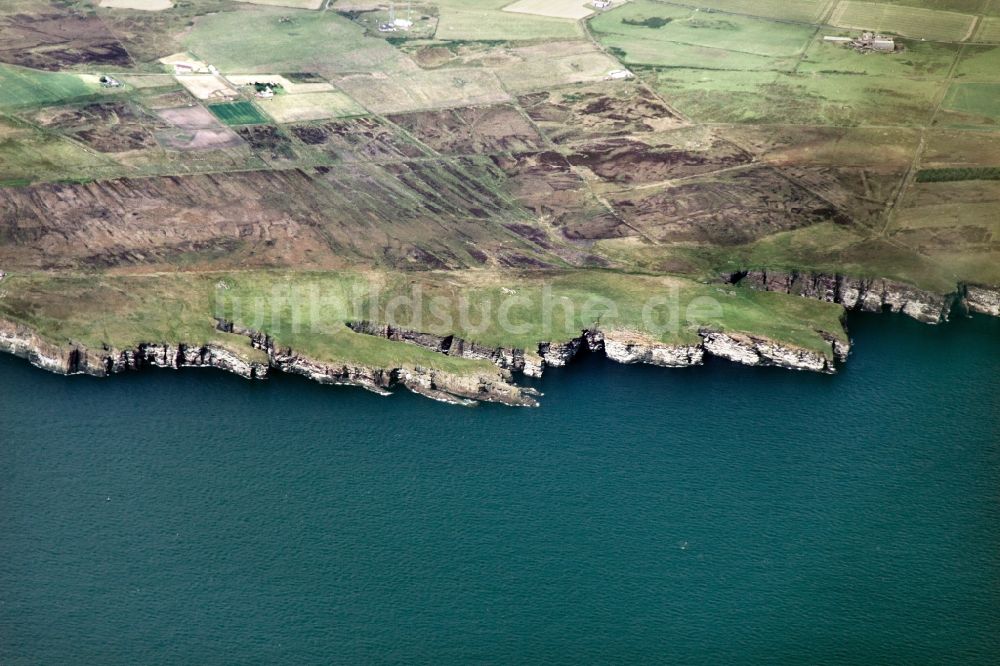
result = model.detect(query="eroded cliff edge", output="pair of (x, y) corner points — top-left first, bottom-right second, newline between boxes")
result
(2, 269), (996, 407)
(724, 270), (1000, 324)
(346, 321), (849, 377)
(0, 317), (540, 408)
(1, 311), (845, 408)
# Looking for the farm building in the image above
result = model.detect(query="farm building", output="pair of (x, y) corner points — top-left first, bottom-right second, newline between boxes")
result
(606, 69), (634, 80)
(824, 32), (896, 53)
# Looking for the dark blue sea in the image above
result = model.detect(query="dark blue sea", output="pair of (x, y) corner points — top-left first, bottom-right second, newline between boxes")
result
(1, 312), (998, 664)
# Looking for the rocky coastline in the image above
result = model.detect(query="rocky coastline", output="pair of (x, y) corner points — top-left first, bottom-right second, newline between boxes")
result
(4, 268), (997, 406)
(346, 320), (847, 377)
(0, 317), (540, 408)
(723, 270), (1000, 325)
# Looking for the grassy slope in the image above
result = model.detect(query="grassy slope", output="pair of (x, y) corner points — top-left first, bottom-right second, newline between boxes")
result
(0, 271), (848, 366)
(0, 65), (104, 110)
(183, 6), (406, 75)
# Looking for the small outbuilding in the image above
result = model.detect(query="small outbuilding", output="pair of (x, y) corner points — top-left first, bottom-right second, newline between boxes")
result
(606, 69), (634, 80)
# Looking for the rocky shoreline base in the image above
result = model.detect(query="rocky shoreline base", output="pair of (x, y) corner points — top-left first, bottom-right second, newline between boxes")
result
(1, 315), (846, 408)
(723, 270), (1000, 324)
(1, 274), (996, 407)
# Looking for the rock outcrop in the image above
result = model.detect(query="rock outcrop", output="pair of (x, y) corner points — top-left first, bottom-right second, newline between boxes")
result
(586, 329), (705, 367)
(220, 319), (538, 407)
(699, 329), (834, 373)
(725, 270), (953, 324)
(964, 285), (1000, 317)
(0, 319), (268, 379)
(0, 317), (539, 408)
(347, 320), (846, 377)
(345, 320), (543, 377)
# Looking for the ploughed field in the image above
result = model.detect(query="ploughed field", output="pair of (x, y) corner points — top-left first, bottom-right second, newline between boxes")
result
(0, 0), (997, 397)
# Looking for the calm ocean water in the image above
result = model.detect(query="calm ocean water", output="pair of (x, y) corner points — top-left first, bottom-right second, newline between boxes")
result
(1, 312), (998, 664)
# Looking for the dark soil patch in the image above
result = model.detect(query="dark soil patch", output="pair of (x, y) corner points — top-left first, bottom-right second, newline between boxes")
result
(387, 104), (545, 156)
(518, 84), (681, 145)
(0, 9), (132, 70)
(566, 137), (753, 185)
(604, 167), (848, 245)
(290, 117), (426, 160)
(75, 126), (157, 153)
(236, 125), (297, 161)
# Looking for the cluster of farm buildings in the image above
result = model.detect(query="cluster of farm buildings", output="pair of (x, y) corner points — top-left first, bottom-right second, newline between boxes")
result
(824, 32), (897, 53)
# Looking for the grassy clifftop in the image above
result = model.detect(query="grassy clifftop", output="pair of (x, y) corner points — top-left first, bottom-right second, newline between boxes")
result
(0, 270), (848, 371)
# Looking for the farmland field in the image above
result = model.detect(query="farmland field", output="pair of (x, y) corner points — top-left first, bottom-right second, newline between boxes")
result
(232, 0), (324, 8)
(0, 65), (102, 110)
(953, 45), (1000, 80)
(332, 68), (509, 114)
(98, 0), (174, 9)
(977, 17), (1000, 42)
(175, 75), (237, 100)
(829, 1), (978, 41)
(183, 7), (406, 76)
(257, 91), (366, 123)
(590, 1), (817, 58)
(648, 69), (943, 125)
(940, 82), (1000, 123)
(434, 1), (584, 40)
(0, 118), (119, 185)
(671, 0), (833, 23)
(502, 0), (595, 20)
(208, 101), (270, 125)
(490, 42), (621, 91)
(225, 74), (335, 95)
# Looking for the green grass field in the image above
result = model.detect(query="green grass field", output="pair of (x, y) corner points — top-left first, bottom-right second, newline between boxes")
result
(829, 1), (978, 41)
(0, 65), (103, 110)
(953, 45), (1000, 80)
(184, 7), (405, 76)
(671, 0), (833, 23)
(941, 82), (1000, 121)
(598, 32), (801, 70)
(977, 17), (1000, 42)
(590, 1), (816, 58)
(433, 0), (583, 41)
(208, 101), (269, 125)
(647, 68), (943, 125)
(592, 1), (961, 127)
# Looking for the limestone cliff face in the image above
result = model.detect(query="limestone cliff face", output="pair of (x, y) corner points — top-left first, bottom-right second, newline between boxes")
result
(964, 285), (1000, 317)
(222, 319), (539, 407)
(347, 320), (845, 377)
(0, 319), (267, 379)
(348, 320), (709, 378)
(699, 330), (834, 373)
(586, 329), (705, 367)
(0, 317), (538, 407)
(726, 270), (953, 324)
(345, 320), (543, 378)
